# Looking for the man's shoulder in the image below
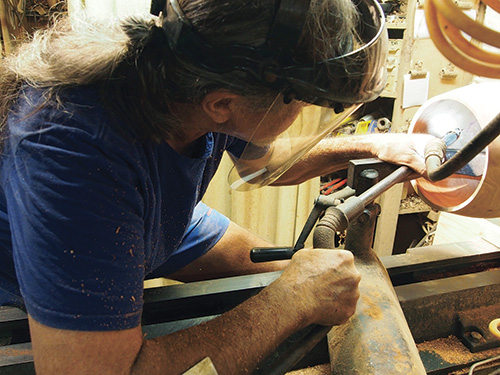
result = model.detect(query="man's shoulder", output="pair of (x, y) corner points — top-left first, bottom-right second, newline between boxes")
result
(9, 85), (134, 150)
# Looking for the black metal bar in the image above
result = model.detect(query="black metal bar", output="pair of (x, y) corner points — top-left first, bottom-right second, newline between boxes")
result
(397, 269), (500, 344)
(250, 247), (296, 263)
(0, 307), (28, 335)
(427, 111), (500, 181)
(384, 240), (500, 285)
(142, 271), (281, 325)
(292, 205), (325, 251)
(346, 158), (399, 194)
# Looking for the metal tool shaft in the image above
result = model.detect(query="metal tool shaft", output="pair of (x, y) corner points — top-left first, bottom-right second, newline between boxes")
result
(357, 165), (412, 206)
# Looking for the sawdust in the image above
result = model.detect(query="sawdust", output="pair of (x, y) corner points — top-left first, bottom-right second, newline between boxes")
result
(417, 335), (500, 364)
(418, 335), (470, 363)
(0, 348), (32, 357)
(360, 294), (383, 320)
(285, 363), (330, 375)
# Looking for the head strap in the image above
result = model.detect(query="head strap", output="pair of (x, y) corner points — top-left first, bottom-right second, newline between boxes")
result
(161, 0), (311, 81)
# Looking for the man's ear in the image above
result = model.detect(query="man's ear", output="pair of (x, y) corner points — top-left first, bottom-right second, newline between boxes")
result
(201, 91), (241, 124)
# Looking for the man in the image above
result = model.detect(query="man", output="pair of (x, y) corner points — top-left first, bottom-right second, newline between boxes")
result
(0, 0), (434, 373)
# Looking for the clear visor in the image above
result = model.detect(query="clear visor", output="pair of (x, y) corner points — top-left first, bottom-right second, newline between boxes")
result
(228, 101), (361, 191)
(273, 0), (389, 106)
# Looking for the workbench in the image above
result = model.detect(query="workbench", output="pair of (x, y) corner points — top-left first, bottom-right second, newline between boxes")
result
(1, 238), (500, 374)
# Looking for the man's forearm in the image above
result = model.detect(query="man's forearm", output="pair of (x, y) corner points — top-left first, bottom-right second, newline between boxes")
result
(271, 133), (433, 186)
(132, 278), (307, 375)
(272, 135), (376, 185)
(168, 221), (288, 282)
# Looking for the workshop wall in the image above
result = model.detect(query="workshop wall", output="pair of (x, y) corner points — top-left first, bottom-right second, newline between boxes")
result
(0, 0), (150, 57)
(203, 148), (320, 247)
(0, 0), (62, 55)
(67, 0), (150, 19)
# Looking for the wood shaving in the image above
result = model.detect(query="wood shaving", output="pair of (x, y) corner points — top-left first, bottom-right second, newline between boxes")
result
(285, 363), (330, 375)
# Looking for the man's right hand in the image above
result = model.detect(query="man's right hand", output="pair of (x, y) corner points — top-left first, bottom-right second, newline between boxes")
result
(274, 249), (361, 327)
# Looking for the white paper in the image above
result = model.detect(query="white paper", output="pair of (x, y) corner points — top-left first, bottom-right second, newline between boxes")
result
(413, 7), (476, 39)
(403, 73), (430, 108)
(414, 9), (430, 39)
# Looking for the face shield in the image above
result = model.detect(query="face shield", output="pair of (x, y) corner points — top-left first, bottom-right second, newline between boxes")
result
(226, 0), (387, 190)
(227, 101), (362, 190)
(162, 0), (388, 190)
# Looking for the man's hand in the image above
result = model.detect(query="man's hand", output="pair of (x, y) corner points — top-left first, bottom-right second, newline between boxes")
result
(371, 133), (437, 176)
(274, 249), (361, 327)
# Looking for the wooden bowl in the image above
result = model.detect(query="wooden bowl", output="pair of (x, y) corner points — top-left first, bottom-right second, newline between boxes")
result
(408, 82), (500, 218)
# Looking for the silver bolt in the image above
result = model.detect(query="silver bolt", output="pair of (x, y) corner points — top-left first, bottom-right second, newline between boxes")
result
(469, 331), (483, 343)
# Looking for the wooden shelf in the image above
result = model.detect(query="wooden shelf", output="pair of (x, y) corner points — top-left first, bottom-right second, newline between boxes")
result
(386, 22), (407, 29)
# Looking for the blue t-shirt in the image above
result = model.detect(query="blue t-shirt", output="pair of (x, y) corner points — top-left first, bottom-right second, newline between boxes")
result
(0, 86), (241, 331)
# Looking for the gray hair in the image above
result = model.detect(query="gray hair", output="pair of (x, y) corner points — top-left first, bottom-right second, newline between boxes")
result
(0, 0), (359, 142)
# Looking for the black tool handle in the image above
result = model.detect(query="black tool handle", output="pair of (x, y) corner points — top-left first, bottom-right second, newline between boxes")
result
(250, 247), (295, 263)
